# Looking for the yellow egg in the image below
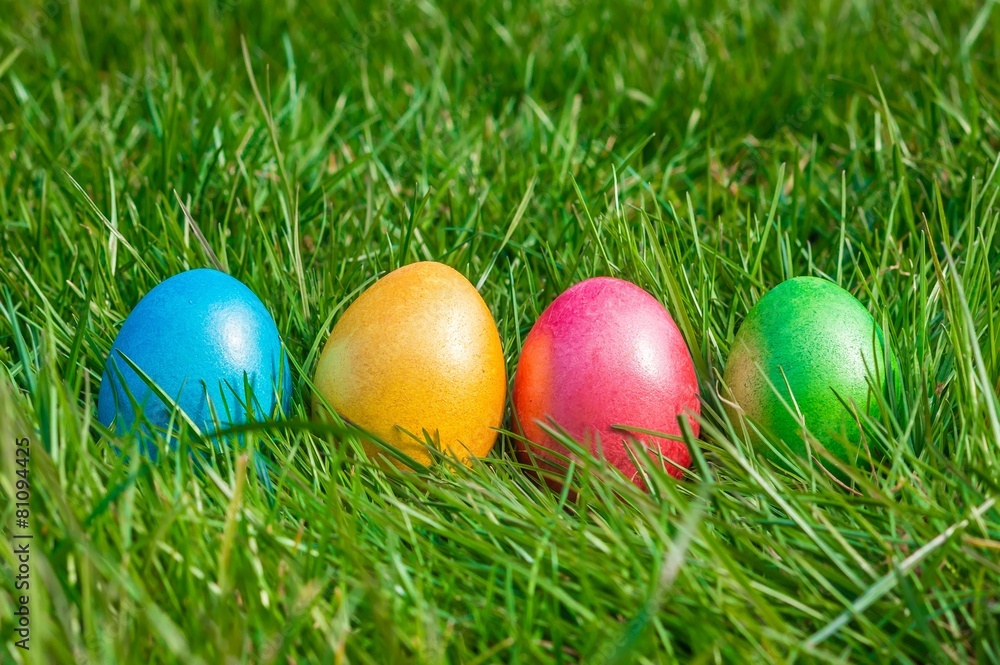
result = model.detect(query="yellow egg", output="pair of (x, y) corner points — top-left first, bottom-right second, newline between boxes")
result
(312, 262), (507, 467)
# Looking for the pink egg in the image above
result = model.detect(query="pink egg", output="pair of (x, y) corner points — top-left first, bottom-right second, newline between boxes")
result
(512, 277), (700, 487)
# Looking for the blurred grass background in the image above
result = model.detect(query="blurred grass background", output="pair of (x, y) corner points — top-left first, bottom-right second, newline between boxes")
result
(2, 0), (1000, 662)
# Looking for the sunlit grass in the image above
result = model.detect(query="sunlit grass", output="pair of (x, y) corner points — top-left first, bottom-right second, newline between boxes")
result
(2, 0), (1000, 662)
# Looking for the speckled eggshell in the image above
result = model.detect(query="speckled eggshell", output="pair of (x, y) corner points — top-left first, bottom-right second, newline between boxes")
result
(98, 269), (292, 457)
(722, 276), (897, 466)
(312, 261), (507, 467)
(512, 277), (700, 486)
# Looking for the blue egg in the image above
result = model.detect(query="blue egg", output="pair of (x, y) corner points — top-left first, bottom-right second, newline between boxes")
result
(98, 269), (292, 458)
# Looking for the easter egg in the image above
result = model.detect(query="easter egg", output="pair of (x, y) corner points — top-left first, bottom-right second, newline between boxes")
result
(312, 262), (506, 467)
(512, 277), (700, 486)
(722, 277), (897, 467)
(98, 269), (292, 458)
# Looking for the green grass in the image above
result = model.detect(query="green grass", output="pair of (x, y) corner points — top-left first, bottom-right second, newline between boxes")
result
(2, 0), (1000, 662)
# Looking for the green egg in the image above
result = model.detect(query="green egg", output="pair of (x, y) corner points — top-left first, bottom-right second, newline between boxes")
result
(723, 277), (898, 468)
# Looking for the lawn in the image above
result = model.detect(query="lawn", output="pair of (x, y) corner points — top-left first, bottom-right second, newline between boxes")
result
(2, 0), (1000, 662)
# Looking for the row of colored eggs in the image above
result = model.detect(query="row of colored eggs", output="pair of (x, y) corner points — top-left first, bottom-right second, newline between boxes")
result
(97, 263), (896, 486)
